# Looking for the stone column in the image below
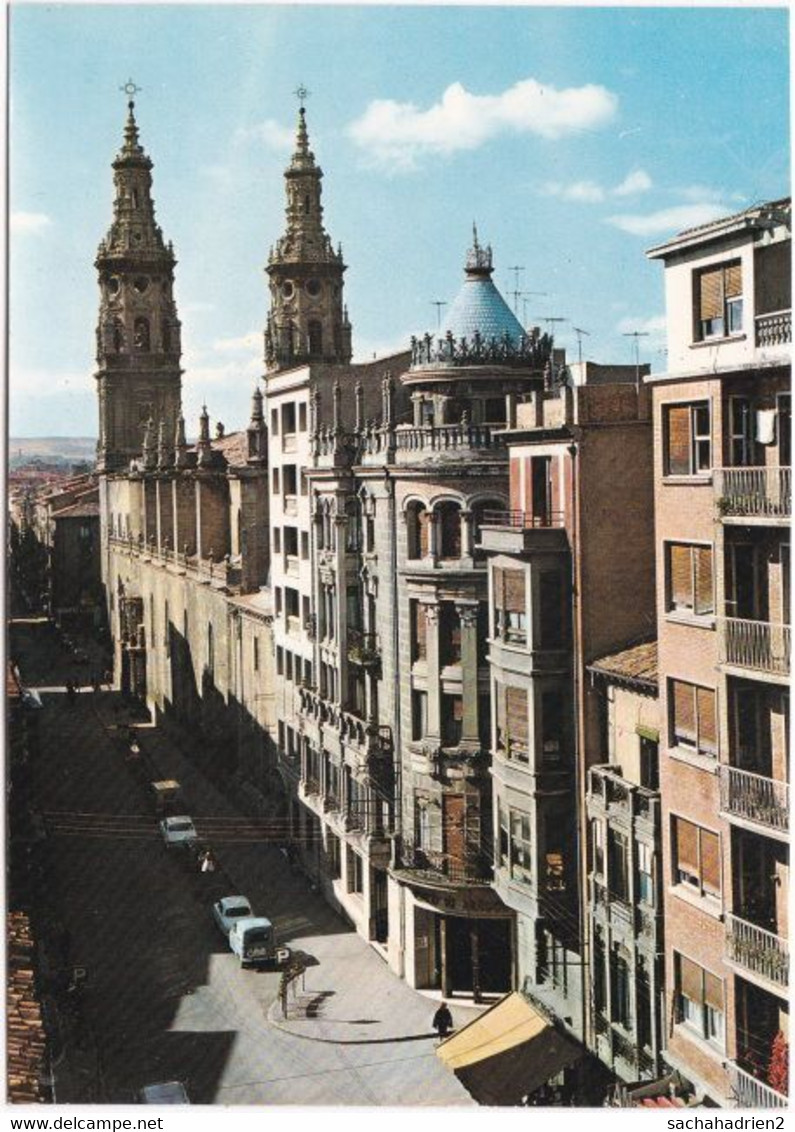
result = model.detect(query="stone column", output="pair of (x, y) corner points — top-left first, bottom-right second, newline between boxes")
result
(457, 602), (480, 745)
(460, 510), (474, 559)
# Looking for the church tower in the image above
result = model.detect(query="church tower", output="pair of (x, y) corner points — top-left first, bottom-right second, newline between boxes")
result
(95, 94), (182, 472)
(264, 102), (352, 372)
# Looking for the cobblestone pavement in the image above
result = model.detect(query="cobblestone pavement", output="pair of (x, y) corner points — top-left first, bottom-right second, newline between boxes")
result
(10, 615), (476, 1106)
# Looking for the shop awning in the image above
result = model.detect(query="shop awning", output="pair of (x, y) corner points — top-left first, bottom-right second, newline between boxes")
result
(437, 992), (582, 1105)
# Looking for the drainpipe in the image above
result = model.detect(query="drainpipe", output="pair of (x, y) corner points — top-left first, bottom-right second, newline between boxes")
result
(386, 466), (405, 978)
(568, 438), (588, 1048)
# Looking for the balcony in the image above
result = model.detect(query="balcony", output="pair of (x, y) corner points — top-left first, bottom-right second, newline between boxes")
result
(399, 843), (493, 887)
(715, 467), (791, 523)
(719, 764), (789, 837)
(725, 912), (788, 992)
(479, 509), (568, 555)
(755, 309), (791, 349)
(719, 618), (790, 680)
(727, 1061), (788, 1109)
(347, 629), (381, 670)
(394, 422), (504, 464)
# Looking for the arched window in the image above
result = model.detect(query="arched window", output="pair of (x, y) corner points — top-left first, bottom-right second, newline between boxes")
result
(308, 320), (323, 357)
(406, 502), (430, 559)
(161, 321), (171, 352)
(345, 497), (362, 552)
(134, 317), (150, 352)
(437, 501), (462, 558)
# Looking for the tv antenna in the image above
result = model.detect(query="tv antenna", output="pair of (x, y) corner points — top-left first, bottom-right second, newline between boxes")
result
(535, 316), (568, 339)
(572, 326), (590, 367)
(507, 266), (525, 314)
(623, 330), (650, 387)
(521, 291), (548, 326)
(430, 301), (447, 331)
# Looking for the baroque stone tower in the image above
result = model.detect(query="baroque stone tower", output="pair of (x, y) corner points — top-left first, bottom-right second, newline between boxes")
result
(95, 96), (182, 472)
(264, 105), (352, 371)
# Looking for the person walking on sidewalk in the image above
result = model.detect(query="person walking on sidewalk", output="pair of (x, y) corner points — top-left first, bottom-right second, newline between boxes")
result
(433, 1002), (453, 1042)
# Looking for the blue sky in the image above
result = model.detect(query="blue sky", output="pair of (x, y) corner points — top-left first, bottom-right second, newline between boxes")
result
(9, 3), (790, 437)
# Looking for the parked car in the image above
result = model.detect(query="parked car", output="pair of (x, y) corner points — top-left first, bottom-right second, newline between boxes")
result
(228, 916), (291, 968)
(213, 895), (253, 936)
(159, 815), (198, 848)
(138, 1081), (190, 1104)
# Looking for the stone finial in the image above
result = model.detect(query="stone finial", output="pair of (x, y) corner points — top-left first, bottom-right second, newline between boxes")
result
(354, 381), (364, 432)
(142, 418), (156, 470)
(250, 386), (264, 426)
(174, 413), (189, 468)
(197, 405), (213, 467)
(215, 421), (225, 439)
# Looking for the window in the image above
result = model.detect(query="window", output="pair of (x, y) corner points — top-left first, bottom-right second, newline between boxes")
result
(495, 682), (528, 761)
(667, 543), (714, 616)
(411, 690), (428, 741)
(326, 833), (341, 879)
(282, 403), (296, 435)
(299, 403), (307, 432)
(300, 469), (308, 496)
(608, 829), (629, 903)
(411, 602), (428, 663)
(676, 953), (724, 1048)
(664, 402), (711, 476)
(300, 532), (309, 560)
(592, 820), (605, 877)
(696, 261), (742, 340)
(283, 464), (297, 496)
(610, 946), (631, 1029)
(438, 502), (462, 558)
(346, 846), (363, 894)
(541, 690), (565, 763)
(637, 842), (654, 905)
(272, 467), (280, 494)
(406, 502), (430, 559)
(673, 816), (721, 899)
(494, 567), (526, 642)
(509, 810), (532, 884)
(273, 527), (281, 554)
(497, 801), (509, 868)
(639, 734), (660, 791)
(440, 604), (461, 666)
(285, 652), (293, 682)
(271, 409), (279, 436)
(284, 526), (298, 559)
(671, 679), (717, 756)
(441, 694), (463, 746)
(729, 396), (754, 467)
(253, 636), (259, 672)
(276, 646), (284, 676)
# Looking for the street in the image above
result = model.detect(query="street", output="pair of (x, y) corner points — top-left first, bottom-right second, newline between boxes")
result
(9, 613), (475, 1105)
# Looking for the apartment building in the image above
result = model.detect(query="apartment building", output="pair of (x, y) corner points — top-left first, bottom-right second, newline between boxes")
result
(479, 366), (656, 1085)
(585, 640), (665, 1084)
(647, 199), (790, 1108)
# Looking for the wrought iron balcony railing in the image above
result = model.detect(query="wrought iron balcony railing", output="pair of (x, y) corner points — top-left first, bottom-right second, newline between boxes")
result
(719, 618), (790, 678)
(727, 1061), (788, 1109)
(410, 329), (553, 370)
(401, 843), (493, 885)
(347, 629), (381, 668)
(482, 509), (565, 529)
(715, 467), (791, 520)
(719, 764), (789, 835)
(725, 912), (788, 990)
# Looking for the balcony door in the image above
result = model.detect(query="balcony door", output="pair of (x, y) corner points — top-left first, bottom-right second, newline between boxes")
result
(726, 542), (763, 620)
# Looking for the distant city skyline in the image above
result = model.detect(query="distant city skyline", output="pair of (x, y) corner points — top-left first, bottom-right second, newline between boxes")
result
(9, 2), (790, 436)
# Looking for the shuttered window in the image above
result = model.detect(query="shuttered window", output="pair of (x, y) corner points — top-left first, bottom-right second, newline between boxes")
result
(671, 679), (718, 757)
(696, 260), (743, 339)
(676, 952), (725, 1047)
(667, 543), (714, 615)
(504, 570), (526, 613)
(412, 602), (427, 662)
(506, 686), (529, 755)
(664, 402), (711, 475)
(673, 815), (721, 899)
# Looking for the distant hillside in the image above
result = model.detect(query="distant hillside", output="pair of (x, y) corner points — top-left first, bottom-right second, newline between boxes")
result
(9, 438), (97, 468)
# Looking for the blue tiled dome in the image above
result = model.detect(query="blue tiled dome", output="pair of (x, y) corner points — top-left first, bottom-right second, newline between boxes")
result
(440, 231), (525, 345)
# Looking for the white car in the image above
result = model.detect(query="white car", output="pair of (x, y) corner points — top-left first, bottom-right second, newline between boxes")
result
(213, 895), (253, 936)
(160, 815), (198, 848)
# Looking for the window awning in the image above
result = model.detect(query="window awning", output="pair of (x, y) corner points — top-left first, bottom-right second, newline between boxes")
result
(436, 992), (582, 1105)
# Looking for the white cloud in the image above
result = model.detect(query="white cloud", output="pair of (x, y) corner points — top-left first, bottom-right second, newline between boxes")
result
(349, 78), (618, 170)
(541, 168), (651, 204)
(616, 314), (667, 337)
(212, 331), (261, 353)
(236, 119), (294, 153)
(613, 169), (652, 196)
(605, 202), (728, 237)
(11, 211), (51, 235)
